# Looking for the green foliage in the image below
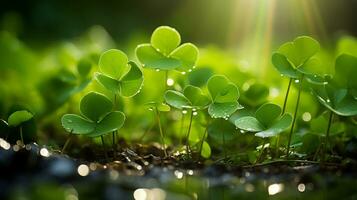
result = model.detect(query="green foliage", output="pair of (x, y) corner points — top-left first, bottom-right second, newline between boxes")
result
(8, 110), (34, 127)
(272, 36), (325, 83)
(95, 49), (143, 97)
(235, 103), (293, 138)
(207, 75), (241, 119)
(164, 85), (210, 110)
(311, 54), (357, 116)
(61, 92), (125, 137)
(136, 26), (199, 72)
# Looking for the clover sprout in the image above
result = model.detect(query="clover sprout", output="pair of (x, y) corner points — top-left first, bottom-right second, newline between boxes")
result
(165, 85), (210, 155)
(136, 26), (199, 89)
(61, 92), (125, 157)
(7, 110), (34, 144)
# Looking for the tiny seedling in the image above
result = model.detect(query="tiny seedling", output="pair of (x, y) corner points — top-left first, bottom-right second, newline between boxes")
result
(310, 54), (357, 162)
(206, 75), (242, 157)
(235, 103), (293, 163)
(61, 92), (125, 158)
(145, 101), (171, 157)
(136, 26), (199, 89)
(7, 110), (34, 145)
(95, 49), (143, 154)
(164, 85), (210, 155)
(272, 36), (322, 157)
(207, 75), (242, 119)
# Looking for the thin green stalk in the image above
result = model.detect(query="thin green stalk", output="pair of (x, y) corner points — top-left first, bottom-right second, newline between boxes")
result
(19, 126), (24, 145)
(101, 136), (109, 161)
(179, 113), (186, 146)
(164, 70), (168, 90)
(321, 111), (333, 164)
(139, 120), (155, 142)
(185, 110), (194, 156)
(275, 78), (292, 158)
(286, 76), (304, 158)
(112, 94), (118, 158)
(199, 124), (209, 157)
(156, 108), (168, 157)
(222, 132), (227, 159)
(255, 139), (267, 164)
(61, 130), (73, 154)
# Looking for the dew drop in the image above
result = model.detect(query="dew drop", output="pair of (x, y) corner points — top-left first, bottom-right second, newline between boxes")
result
(181, 72), (186, 75)
(193, 112), (198, 116)
(188, 69), (192, 72)
(295, 79), (300, 83)
(155, 69), (160, 72)
(182, 110), (188, 115)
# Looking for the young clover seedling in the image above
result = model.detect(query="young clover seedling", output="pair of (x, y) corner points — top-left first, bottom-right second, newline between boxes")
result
(310, 54), (357, 162)
(207, 75), (242, 119)
(165, 85), (210, 155)
(272, 36), (323, 158)
(136, 26), (199, 89)
(235, 103), (292, 163)
(8, 110), (34, 145)
(61, 92), (125, 158)
(206, 75), (242, 157)
(144, 101), (171, 157)
(95, 49), (143, 153)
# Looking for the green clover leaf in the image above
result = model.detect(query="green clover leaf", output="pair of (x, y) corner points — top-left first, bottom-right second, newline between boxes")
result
(164, 85), (210, 110)
(96, 50), (143, 97)
(234, 103), (293, 138)
(136, 26), (199, 72)
(61, 92), (126, 137)
(8, 110), (34, 127)
(207, 75), (241, 118)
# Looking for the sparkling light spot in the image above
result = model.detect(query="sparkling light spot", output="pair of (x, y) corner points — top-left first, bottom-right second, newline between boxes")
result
(302, 112), (312, 122)
(77, 164), (90, 176)
(298, 183), (306, 192)
(268, 183), (284, 195)
(166, 78), (174, 86)
(270, 88), (280, 98)
(0, 138), (11, 150)
(40, 148), (50, 157)
(174, 170), (184, 179)
(133, 188), (147, 200)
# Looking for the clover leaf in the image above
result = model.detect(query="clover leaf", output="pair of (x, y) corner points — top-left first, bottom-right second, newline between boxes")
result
(311, 54), (357, 116)
(135, 26), (199, 72)
(61, 92), (125, 137)
(272, 36), (324, 83)
(235, 103), (293, 138)
(207, 75), (242, 119)
(164, 85), (210, 110)
(95, 49), (144, 97)
(8, 110), (34, 127)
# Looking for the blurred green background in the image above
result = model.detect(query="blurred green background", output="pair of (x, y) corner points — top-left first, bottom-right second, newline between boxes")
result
(1, 0), (357, 148)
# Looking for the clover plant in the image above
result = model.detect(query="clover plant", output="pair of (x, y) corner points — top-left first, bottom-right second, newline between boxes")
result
(310, 54), (357, 162)
(207, 75), (242, 119)
(61, 92), (125, 157)
(95, 49), (143, 153)
(272, 36), (323, 157)
(7, 110), (34, 145)
(164, 85), (210, 155)
(235, 103), (292, 162)
(135, 26), (199, 89)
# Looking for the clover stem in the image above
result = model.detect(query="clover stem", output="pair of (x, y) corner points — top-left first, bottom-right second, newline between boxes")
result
(112, 94), (118, 159)
(179, 114), (185, 146)
(101, 136), (109, 161)
(199, 119), (210, 157)
(164, 70), (168, 91)
(19, 126), (24, 145)
(222, 131), (227, 159)
(139, 120), (155, 142)
(185, 110), (194, 157)
(286, 76), (304, 158)
(255, 139), (267, 164)
(275, 78), (293, 158)
(321, 111), (333, 164)
(61, 130), (73, 154)
(156, 107), (167, 157)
